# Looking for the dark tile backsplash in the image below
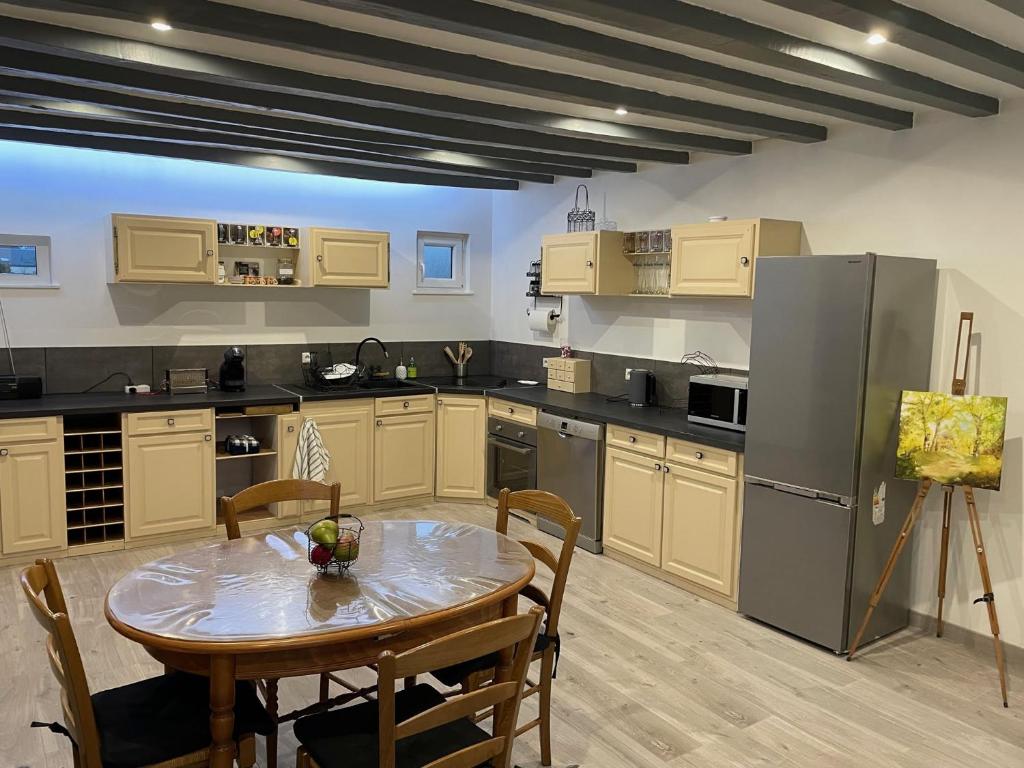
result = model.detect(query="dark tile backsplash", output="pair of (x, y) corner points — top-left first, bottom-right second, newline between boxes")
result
(45, 347), (155, 394)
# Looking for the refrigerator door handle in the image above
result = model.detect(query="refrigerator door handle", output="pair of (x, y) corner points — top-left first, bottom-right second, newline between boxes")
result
(745, 476), (854, 507)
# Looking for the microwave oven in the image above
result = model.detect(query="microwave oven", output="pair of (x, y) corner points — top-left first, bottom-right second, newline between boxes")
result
(687, 373), (748, 432)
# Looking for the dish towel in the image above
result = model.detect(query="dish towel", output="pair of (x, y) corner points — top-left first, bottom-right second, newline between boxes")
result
(293, 417), (331, 482)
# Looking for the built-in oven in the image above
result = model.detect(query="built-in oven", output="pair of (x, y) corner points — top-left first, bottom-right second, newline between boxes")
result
(486, 416), (537, 499)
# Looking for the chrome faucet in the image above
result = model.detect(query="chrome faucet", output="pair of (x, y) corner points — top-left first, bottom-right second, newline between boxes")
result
(354, 337), (389, 377)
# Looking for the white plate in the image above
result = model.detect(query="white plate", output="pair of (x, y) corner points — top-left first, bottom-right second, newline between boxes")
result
(517, 379), (539, 386)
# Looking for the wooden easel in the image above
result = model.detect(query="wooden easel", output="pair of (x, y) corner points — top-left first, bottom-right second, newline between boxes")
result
(847, 312), (1009, 708)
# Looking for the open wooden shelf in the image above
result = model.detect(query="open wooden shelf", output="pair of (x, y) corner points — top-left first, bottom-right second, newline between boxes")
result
(216, 448), (278, 461)
(64, 413), (125, 549)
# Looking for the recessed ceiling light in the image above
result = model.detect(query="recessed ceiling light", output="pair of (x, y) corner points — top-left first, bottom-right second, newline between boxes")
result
(866, 32), (887, 45)
(151, 20), (173, 31)
(614, 107), (629, 116)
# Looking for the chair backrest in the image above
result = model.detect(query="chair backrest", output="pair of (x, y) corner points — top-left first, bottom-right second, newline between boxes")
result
(376, 606), (544, 768)
(219, 479), (341, 540)
(496, 488), (582, 639)
(20, 559), (103, 768)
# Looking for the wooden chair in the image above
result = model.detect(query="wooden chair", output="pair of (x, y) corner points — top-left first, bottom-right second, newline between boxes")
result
(20, 558), (271, 768)
(220, 479), (347, 768)
(293, 606), (545, 768)
(431, 488), (582, 766)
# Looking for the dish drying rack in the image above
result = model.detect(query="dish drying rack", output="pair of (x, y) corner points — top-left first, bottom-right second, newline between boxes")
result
(301, 352), (362, 392)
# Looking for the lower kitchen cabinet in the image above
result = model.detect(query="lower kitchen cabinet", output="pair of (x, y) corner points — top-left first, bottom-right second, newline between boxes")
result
(661, 463), (738, 596)
(301, 401), (373, 511)
(273, 412), (302, 517)
(374, 411), (435, 503)
(126, 430), (215, 539)
(0, 437), (66, 555)
(603, 447), (664, 566)
(435, 395), (486, 499)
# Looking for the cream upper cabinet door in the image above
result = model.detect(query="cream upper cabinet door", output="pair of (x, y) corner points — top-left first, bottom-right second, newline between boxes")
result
(602, 447), (664, 566)
(541, 233), (597, 294)
(0, 440), (66, 555)
(126, 431), (215, 539)
(112, 214), (217, 284)
(302, 403), (373, 511)
(661, 463), (739, 597)
(436, 396), (486, 499)
(310, 228), (390, 287)
(374, 412), (435, 503)
(670, 221), (756, 297)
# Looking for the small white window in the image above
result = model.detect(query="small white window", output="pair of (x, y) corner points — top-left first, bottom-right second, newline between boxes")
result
(0, 234), (55, 288)
(416, 232), (468, 293)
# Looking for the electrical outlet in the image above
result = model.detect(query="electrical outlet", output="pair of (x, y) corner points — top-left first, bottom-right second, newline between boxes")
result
(124, 384), (151, 394)
(625, 368), (633, 381)
(301, 352), (312, 364)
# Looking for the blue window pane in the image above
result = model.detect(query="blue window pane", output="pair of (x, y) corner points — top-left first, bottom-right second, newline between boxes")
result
(0, 245), (38, 276)
(423, 244), (454, 279)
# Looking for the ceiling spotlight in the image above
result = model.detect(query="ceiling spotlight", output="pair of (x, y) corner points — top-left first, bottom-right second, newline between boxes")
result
(151, 20), (173, 31)
(866, 32), (887, 45)
(614, 107), (629, 116)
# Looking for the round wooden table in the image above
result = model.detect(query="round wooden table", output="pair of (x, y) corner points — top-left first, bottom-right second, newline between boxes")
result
(105, 520), (535, 768)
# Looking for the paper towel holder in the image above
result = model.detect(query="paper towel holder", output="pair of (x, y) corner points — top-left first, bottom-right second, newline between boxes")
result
(526, 294), (562, 320)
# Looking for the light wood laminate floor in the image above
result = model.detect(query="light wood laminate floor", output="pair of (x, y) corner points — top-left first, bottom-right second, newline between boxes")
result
(4, 502), (1022, 767)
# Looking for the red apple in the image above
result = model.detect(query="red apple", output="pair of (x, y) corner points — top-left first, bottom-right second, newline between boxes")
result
(310, 543), (334, 566)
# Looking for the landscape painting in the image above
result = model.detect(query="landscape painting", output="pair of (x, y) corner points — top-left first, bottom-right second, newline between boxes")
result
(896, 391), (1008, 490)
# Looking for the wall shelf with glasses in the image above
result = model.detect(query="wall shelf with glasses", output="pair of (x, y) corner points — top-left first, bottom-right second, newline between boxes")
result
(63, 414), (125, 553)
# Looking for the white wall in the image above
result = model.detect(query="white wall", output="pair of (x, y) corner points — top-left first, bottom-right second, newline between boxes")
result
(492, 99), (1024, 647)
(0, 140), (493, 347)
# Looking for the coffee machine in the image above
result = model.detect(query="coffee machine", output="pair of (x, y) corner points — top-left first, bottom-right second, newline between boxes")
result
(219, 347), (246, 392)
(627, 369), (656, 407)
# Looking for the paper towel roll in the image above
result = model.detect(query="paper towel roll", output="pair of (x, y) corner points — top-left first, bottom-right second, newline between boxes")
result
(528, 308), (556, 334)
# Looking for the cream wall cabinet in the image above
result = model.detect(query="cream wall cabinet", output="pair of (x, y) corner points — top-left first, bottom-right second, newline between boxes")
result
(0, 419), (66, 555)
(126, 429), (215, 539)
(669, 219), (802, 298)
(112, 214), (218, 284)
(299, 401), (374, 511)
(436, 395), (486, 499)
(540, 231), (630, 295)
(373, 411), (435, 503)
(309, 228), (390, 287)
(603, 447), (664, 566)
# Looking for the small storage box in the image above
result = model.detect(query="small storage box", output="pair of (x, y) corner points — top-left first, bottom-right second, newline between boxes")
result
(542, 357), (591, 394)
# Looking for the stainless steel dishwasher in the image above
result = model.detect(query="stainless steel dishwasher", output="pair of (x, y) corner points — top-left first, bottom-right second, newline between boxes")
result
(537, 410), (605, 554)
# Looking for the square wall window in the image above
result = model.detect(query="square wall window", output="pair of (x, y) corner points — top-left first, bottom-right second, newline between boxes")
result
(417, 232), (467, 292)
(0, 234), (53, 287)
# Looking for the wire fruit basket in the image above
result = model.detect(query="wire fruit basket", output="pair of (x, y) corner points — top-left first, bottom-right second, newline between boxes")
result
(305, 514), (364, 574)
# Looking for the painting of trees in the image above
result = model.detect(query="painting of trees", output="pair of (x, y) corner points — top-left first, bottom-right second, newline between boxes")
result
(896, 391), (1007, 490)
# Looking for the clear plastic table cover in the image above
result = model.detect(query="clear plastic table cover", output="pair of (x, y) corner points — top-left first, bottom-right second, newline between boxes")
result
(106, 520), (535, 644)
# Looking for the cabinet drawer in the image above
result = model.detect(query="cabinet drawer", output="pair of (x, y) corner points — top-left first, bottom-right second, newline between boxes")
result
(488, 398), (537, 427)
(375, 394), (434, 417)
(606, 424), (665, 458)
(126, 409), (214, 437)
(666, 438), (737, 477)
(0, 416), (61, 443)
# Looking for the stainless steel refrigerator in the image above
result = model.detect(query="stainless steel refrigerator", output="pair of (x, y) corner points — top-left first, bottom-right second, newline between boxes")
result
(738, 254), (937, 653)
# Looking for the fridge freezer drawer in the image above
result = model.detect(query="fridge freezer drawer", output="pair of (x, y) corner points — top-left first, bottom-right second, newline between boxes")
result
(737, 483), (854, 652)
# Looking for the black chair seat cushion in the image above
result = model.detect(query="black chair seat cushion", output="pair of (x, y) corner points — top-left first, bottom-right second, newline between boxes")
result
(432, 633), (552, 688)
(91, 671), (273, 768)
(293, 683), (492, 768)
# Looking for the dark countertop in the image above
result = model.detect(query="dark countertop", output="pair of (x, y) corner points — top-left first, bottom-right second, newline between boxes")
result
(0, 385), (298, 419)
(279, 381), (435, 401)
(416, 375), (542, 395)
(487, 387), (746, 453)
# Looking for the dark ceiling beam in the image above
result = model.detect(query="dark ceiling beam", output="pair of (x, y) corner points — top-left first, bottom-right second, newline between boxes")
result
(766, 0), (1024, 89)
(16, 0), (827, 142)
(509, 0), (999, 116)
(0, 19), (724, 159)
(0, 44), (700, 164)
(0, 73), (619, 174)
(0, 125), (520, 189)
(0, 105), (559, 183)
(987, 1), (1024, 19)
(316, 0), (911, 130)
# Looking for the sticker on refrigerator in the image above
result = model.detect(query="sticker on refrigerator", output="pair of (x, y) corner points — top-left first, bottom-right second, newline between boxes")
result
(872, 481), (886, 526)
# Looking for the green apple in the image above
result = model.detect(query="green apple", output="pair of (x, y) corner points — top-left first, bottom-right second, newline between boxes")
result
(335, 533), (359, 561)
(309, 519), (339, 546)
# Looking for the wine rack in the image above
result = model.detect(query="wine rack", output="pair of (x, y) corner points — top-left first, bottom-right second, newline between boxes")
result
(63, 414), (125, 549)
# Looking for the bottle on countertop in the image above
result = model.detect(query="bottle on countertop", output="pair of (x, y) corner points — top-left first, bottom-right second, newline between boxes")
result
(407, 356), (418, 378)
(395, 359), (408, 380)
